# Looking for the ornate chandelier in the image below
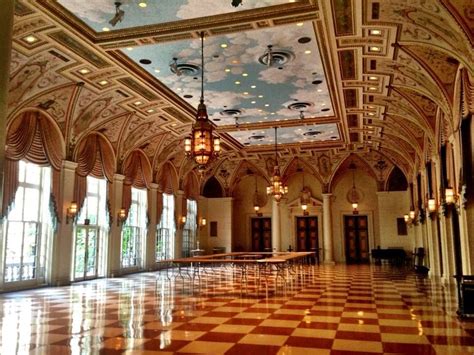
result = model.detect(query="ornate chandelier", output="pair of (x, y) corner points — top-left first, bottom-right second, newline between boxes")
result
(266, 127), (288, 202)
(184, 31), (220, 171)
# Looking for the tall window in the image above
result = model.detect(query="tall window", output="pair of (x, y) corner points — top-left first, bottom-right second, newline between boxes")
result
(2, 161), (52, 284)
(73, 176), (108, 281)
(121, 188), (147, 268)
(182, 199), (197, 257)
(156, 193), (175, 261)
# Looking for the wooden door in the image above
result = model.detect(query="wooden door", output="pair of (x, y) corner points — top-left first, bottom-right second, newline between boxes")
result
(251, 218), (272, 252)
(344, 215), (369, 263)
(296, 217), (318, 251)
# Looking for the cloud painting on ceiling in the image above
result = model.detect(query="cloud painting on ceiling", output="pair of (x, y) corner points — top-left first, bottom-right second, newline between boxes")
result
(57, 0), (295, 32)
(123, 22), (334, 128)
(230, 125), (340, 146)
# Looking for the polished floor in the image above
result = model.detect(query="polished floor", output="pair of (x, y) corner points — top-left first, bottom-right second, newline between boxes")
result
(1, 264), (474, 354)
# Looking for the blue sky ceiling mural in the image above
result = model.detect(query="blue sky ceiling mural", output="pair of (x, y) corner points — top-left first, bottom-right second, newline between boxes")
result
(58, 0), (339, 146)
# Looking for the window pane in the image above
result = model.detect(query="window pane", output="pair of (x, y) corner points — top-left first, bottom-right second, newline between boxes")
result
(86, 196), (98, 225)
(23, 188), (40, 221)
(5, 222), (24, 282)
(9, 187), (24, 221)
(74, 228), (86, 279)
(25, 163), (41, 185)
(22, 223), (38, 280)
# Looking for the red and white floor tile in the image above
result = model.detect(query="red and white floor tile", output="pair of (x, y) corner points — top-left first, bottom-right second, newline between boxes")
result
(0, 264), (473, 354)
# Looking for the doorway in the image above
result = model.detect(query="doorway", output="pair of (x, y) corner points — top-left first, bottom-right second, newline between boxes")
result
(251, 217), (271, 252)
(73, 226), (99, 281)
(344, 215), (369, 263)
(295, 216), (319, 251)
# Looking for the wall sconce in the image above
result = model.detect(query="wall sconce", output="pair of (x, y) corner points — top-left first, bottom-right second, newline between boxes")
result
(181, 216), (187, 224)
(117, 208), (127, 226)
(409, 210), (416, 220)
(445, 187), (455, 204)
(301, 203), (309, 216)
(428, 198), (437, 213)
(351, 202), (359, 215)
(404, 214), (410, 223)
(66, 201), (78, 224)
(200, 218), (207, 227)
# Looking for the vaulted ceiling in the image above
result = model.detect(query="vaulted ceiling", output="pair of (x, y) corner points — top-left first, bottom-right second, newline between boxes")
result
(9, 0), (474, 189)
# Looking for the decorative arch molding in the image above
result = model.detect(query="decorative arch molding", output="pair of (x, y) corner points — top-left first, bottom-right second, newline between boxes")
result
(228, 159), (269, 196)
(282, 157), (324, 185)
(122, 149), (152, 189)
(328, 154), (378, 193)
(202, 176), (225, 198)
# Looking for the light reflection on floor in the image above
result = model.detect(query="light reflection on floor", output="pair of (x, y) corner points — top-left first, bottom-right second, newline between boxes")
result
(0, 264), (473, 354)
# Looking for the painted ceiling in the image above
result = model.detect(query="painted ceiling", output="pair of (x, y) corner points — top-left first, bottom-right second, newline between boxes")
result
(121, 21), (336, 145)
(57, 0), (297, 32)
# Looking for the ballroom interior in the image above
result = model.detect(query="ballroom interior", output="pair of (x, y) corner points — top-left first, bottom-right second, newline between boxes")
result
(0, 0), (473, 354)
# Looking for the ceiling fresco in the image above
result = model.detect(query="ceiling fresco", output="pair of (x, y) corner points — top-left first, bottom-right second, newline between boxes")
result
(122, 21), (335, 145)
(57, 0), (297, 32)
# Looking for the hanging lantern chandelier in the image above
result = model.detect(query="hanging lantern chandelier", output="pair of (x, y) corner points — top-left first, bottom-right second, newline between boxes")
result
(348, 161), (359, 214)
(266, 127), (288, 202)
(184, 31), (220, 171)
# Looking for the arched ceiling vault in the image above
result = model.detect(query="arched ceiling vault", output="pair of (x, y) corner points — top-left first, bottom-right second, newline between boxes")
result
(8, 0), (473, 189)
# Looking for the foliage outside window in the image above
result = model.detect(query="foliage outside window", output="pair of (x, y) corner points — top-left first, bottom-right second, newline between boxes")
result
(2, 161), (52, 285)
(182, 199), (197, 257)
(156, 193), (175, 261)
(121, 188), (147, 268)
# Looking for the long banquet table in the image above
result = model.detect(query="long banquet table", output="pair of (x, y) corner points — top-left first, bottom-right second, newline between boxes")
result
(158, 251), (314, 297)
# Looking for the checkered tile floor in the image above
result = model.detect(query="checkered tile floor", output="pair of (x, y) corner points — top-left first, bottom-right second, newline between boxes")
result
(1, 264), (473, 354)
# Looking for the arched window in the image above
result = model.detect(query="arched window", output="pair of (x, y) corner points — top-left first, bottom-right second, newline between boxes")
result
(72, 176), (108, 281)
(182, 199), (197, 257)
(3, 161), (52, 285)
(156, 193), (175, 261)
(121, 188), (147, 268)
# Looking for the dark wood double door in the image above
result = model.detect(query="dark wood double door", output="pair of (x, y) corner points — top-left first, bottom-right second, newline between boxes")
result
(251, 218), (272, 252)
(344, 215), (370, 263)
(296, 217), (319, 252)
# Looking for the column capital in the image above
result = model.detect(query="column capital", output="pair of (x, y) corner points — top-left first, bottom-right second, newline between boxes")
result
(113, 173), (125, 182)
(148, 182), (159, 190)
(62, 160), (78, 171)
(322, 193), (333, 198)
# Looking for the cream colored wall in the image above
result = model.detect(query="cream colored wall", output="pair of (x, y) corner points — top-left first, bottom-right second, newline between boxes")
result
(377, 191), (416, 251)
(331, 170), (380, 263)
(198, 197), (233, 254)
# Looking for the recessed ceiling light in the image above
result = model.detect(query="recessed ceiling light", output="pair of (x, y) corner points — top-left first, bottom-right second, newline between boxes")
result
(368, 76), (378, 81)
(369, 29), (382, 35)
(367, 105), (375, 109)
(317, 89), (323, 92)
(369, 87), (377, 91)
(243, 92), (249, 95)
(258, 109), (263, 112)
(147, 109), (155, 113)
(242, 73), (248, 77)
(220, 43), (228, 48)
(138, 2), (147, 8)
(251, 101), (256, 104)
(321, 103), (326, 106)
(232, 60), (239, 64)
(235, 81), (241, 85)
(23, 35), (38, 43)
(154, 69), (160, 73)
(225, 68), (231, 72)
(98, 80), (108, 86)
(296, 22), (304, 27)
(369, 46), (381, 52)
(171, 123), (177, 127)
(134, 101), (143, 106)
(258, 95), (263, 98)
(368, 112), (375, 116)
(289, 0), (296, 2)
(264, 104), (270, 107)
(126, 47), (133, 51)
(78, 68), (90, 75)
(102, 27), (110, 32)
(304, 50), (312, 54)
(177, 88), (182, 91)
(271, 112), (275, 115)
(250, 85), (256, 89)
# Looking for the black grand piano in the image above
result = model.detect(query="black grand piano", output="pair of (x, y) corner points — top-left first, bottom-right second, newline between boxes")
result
(371, 247), (407, 265)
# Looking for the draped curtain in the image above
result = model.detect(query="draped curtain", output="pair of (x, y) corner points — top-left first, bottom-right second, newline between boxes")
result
(121, 150), (152, 220)
(183, 172), (200, 200)
(74, 134), (115, 214)
(3, 111), (64, 218)
(462, 70), (474, 117)
(157, 163), (177, 195)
